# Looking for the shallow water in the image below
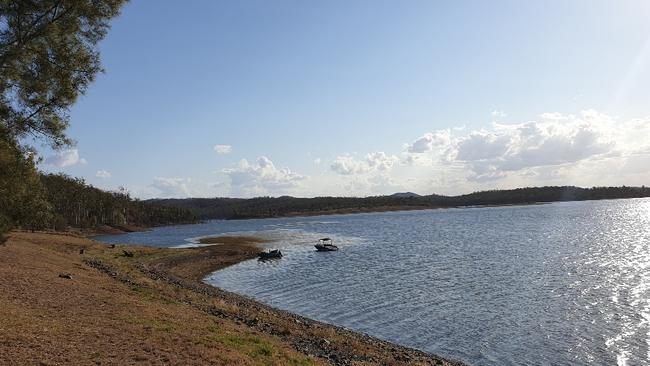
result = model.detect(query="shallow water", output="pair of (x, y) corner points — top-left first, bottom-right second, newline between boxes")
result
(96, 198), (650, 365)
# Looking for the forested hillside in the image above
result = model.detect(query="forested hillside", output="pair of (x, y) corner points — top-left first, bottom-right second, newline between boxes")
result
(153, 186), (650, 220)
(1, 172), (196, 239)
(40, 174), (196, 231)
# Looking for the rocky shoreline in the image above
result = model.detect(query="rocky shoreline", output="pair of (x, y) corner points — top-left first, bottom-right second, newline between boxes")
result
(144, 235), (467, 366)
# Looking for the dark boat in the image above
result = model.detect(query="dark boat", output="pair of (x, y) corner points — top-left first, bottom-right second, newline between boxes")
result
(315, 238), (339, 251)
(258, 249), (282, 259)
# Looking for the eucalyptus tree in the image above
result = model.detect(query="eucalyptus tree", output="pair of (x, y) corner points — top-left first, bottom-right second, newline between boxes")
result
(1, 0), (127, 146)
(0, 0), (127, 238)
(0, 133), (51, 241)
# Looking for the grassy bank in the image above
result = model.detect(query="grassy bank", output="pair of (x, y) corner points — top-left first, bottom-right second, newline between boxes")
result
(0, 232), (464, 365)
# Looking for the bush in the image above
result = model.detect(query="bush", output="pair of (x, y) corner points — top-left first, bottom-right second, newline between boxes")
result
(0, 132), (53, 237)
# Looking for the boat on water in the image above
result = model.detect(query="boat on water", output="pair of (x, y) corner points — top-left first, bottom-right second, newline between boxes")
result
(315, 238), (339, 251)
(258, 249), (282, 259)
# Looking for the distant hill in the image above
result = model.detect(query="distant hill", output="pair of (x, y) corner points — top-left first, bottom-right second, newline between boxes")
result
(150, 185), (650, 221)
(390, 192), (422, 198)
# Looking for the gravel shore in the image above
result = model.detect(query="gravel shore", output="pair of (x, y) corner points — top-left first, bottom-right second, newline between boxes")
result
(145, 235), (467, 366)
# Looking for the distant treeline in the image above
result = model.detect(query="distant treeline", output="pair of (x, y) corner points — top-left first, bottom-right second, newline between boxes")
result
(39, 174), (197, 230)
(151, 186), (650, 220)
(2, 173), (196, 234)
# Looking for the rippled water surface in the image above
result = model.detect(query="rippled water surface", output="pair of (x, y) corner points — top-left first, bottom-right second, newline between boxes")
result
(96, 199), (650, 365)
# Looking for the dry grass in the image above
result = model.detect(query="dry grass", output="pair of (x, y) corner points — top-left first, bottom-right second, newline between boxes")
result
(0, 232), (319, 366)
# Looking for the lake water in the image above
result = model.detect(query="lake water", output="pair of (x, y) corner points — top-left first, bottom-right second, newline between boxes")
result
(95, 198), (650, 365)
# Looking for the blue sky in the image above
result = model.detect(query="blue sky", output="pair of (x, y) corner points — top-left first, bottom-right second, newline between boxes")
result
(39, 1), (650, 198)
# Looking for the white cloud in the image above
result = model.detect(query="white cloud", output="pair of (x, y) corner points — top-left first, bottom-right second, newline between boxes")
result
(335, 174), (403, 196)
(128, 110), (650, 199)
(331, 156), (370, 175)
(331, 152), (399, 175)
(366, 152), (399, 171)
(540, 112), (570, 122)
(404, 110), (647, 184)
(150, 177), (191, 198)
(326, 152), (404, 196)
(455, 131), (510, 161)
(223, 156), (305, 196)
(95, 170), (112, 179)
(621, 151), (650, 174)
(406, 131), (451, 153)
(491, 110), (507, 118)
(213, 144), (232, 154)
(44, 148), (86, 168)
(209, 110), (649, 197)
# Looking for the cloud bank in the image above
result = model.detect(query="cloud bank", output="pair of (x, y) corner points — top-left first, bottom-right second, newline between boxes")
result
(214, 144), (232, 154)
(44, 149), (87, 168)
(405, 110), (650, 185)
(128, 110), (650, 199)
(95, 170), (112, 179)
(321, 110), (650, 196)
(331, 152), (399, 175)
(150, 177), (191, 198)
(223, 156), (305, 196)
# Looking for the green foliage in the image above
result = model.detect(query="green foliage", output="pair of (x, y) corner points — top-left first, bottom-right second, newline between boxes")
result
(1, 0), (127, 147)
(0, 1), (127, 238)
(0, 138), (195, 238)
(40, 173), (197, 229)
(0, 130), (52, 239)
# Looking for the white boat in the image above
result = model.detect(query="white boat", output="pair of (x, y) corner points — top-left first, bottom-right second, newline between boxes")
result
(314, 238), (338, 251)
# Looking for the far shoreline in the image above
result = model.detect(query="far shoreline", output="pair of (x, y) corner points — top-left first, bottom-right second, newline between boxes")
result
(209, 200), (552, 221)
(87, 196), (646, 234)
(150, 186), (650, 223)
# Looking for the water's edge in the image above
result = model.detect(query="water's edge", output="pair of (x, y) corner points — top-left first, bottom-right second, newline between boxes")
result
(146, 236), (468, 365)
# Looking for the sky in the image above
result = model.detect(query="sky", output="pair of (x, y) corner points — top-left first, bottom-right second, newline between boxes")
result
(38, 0), (650, 198)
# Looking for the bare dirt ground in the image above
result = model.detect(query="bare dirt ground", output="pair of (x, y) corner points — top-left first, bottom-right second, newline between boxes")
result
(0, 232), (465, 366)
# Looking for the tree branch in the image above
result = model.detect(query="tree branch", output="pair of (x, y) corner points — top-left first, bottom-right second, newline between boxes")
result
(0, 1), (71, 67)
